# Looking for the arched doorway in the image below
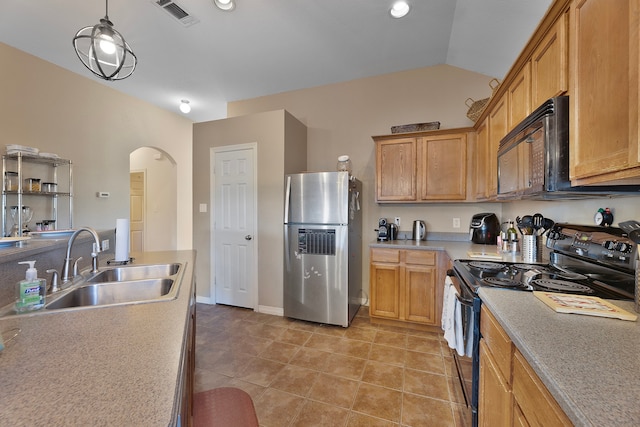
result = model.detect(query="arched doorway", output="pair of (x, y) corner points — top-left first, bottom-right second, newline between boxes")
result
(130, 147), (178, 251)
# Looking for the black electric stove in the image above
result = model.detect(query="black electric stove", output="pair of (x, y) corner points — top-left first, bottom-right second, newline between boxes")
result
(453, 257), (634, 300)
(455, 223), (636, 300)
(449, 224), (636, 427)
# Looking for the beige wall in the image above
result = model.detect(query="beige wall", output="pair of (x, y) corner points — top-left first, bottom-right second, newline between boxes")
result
(229, 65), (505, 238)
(228, 64), (640, 306)
(130, 147), (178, 251)
(228, 65), (503, 303)
(0, 42), (193, 249)
(192, 110), (306, 305)
(502, 197), (640, 228)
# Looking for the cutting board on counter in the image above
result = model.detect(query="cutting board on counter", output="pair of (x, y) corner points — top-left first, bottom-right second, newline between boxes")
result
(467, 251), (502, 260)
(534, 291), (637, 321)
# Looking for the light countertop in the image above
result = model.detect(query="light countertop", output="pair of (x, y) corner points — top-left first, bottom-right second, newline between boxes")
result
(480, 287), (640, 427)
(370, 237), (524, 263)
(0, 250), (195, 426)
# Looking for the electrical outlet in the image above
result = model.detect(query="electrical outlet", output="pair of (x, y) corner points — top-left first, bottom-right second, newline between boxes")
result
(394, 217), (401, 227)
(453, 217), (461, 229)
(102, 239), (110, 251)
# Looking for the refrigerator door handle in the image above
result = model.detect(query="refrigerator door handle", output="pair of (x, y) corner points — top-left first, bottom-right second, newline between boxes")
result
(284, 175), (292, 224)
(284, 225), (291, 271)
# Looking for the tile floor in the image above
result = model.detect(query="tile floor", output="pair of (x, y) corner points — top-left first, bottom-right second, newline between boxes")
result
(195, 303), (471, 427)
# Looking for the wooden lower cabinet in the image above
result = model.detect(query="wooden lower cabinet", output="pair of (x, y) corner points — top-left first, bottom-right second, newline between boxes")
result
(480, 305), (572, 427)
(369, 248), (441, 327)
(512, 350), (573, 427)
(479, 340), (513, 426)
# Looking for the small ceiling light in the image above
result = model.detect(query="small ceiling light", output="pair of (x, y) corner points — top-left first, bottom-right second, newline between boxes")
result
(72, 0), (137, 81)
(179, 100), (191, 114)
(213, 0), (236, 11)
(390, 1), (410, 18)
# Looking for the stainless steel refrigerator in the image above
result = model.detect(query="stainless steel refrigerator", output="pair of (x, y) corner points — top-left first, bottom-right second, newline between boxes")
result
(284, 171), (362, 327)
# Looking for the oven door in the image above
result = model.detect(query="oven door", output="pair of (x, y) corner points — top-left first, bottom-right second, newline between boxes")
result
(447, 269), (480, 427)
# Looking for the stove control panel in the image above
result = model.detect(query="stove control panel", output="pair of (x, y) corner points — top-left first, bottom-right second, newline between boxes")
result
(547, 224), (636, 269)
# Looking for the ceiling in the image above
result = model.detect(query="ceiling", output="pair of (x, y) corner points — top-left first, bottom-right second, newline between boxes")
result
(0, 0), (553, 122)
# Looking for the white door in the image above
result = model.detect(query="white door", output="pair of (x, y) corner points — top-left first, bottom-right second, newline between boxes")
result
(212, 144), (257, 308)
(129, 171), (145, 252)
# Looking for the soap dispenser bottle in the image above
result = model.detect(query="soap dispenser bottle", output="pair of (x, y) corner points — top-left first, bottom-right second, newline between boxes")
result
(15, 260), (46, 313)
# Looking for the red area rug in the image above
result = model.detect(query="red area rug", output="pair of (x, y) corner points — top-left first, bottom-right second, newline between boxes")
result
(193, 387), (259, 427)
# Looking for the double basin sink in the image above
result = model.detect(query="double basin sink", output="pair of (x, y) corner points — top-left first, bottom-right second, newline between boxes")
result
(44, 263), (182, 311)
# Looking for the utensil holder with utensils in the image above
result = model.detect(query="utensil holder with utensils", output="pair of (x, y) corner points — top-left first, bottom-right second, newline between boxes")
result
(521, 235), (542, 263)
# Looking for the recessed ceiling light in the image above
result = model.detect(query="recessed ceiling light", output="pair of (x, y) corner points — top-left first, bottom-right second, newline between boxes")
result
(390, 1), (410, 18)
(213, 0), (235, 11)
(179, 100), (191, 114)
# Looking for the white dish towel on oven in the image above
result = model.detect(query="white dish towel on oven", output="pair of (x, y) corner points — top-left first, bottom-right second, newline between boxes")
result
(442, 276), (465, 356)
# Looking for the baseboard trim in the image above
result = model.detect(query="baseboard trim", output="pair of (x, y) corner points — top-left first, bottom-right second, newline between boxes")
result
(196, 296), (213, 304)
(258, 305), (284, 316)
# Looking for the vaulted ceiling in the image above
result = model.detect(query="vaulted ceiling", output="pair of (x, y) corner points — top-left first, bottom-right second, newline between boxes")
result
(0, 0), (552, 122)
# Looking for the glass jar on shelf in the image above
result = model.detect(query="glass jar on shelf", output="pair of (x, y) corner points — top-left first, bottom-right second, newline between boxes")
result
(337, 155), (352, 174)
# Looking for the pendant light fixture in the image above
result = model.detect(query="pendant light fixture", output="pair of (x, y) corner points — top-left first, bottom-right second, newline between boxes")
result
(72, 0), (137, 81)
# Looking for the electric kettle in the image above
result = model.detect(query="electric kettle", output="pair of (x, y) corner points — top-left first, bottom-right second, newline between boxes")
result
(412, 220), (426, 241)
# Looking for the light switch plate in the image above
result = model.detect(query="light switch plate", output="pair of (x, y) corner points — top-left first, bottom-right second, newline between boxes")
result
(199, 203), (207, 213)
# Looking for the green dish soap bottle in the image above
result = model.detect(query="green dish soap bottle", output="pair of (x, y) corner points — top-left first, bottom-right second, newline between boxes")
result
(15, 260), (46, 313)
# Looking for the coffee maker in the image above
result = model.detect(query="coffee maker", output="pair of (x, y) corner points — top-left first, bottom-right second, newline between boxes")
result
(376, 218), (389, 241)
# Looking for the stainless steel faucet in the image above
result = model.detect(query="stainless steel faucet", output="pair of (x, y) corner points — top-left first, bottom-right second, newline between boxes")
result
(61, 227), (101, 283)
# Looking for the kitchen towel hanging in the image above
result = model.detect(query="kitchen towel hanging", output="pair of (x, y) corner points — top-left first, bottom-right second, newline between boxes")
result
(115, 218), (130, 262)
(442, 276), (465, 356)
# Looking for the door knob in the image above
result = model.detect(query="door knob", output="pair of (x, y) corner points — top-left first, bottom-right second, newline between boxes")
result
(245, 235), (252, 240)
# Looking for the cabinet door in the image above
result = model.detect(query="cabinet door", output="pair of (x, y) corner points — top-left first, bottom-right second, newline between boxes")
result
(512, 350), (573, 427)
(508, 63), (532, 130)
(403, 249), (437, 325)
(375, 138), (417, 201)
(480, 306), (513, 384)
(418, 134), (467, 201)
(488, 94), (508, 197)
(474, 118), (489, 200)
(479, 340), (513, 427)
(531, 11), (568, 109)
(369, 254), (401, 319)
(513, 403), (531, 427)
(570, 0), (640, 184)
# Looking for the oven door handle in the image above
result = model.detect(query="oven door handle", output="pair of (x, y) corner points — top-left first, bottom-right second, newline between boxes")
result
(446, 269), (475, 307)
(455, 293), (474, 307)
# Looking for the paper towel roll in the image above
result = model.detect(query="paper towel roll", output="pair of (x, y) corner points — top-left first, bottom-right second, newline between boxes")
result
(115, 218), (130, 262)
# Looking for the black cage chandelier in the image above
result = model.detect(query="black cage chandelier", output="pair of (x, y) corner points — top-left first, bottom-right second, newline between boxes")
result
(72, 0), (137, 81)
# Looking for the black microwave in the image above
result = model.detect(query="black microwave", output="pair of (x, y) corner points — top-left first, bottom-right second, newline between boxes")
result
(496, 96), (640, 199)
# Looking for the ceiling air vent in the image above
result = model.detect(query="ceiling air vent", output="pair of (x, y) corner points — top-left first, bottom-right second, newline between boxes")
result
(153, 0), (200, 27)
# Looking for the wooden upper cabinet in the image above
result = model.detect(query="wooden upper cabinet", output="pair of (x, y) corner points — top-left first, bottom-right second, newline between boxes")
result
(531, 10), (569, 109)
(474, 117), (490, 200)
(570, 0), (640, 185)
(373, 129), (472, 203)
(508, 63), (532, 130)
(419, 133), (467, 201)
(375, 137), (417, 201)
(488, 94), (508, 198)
